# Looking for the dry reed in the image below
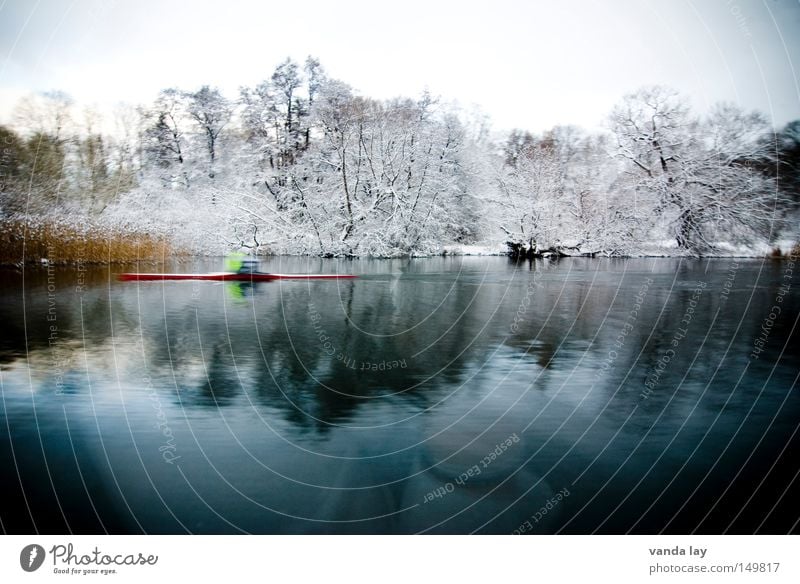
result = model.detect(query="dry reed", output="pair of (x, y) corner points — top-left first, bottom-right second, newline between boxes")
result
(0, 218), (179, 265)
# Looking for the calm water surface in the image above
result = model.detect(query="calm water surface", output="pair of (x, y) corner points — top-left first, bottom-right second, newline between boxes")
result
(1, 256), (797, 533)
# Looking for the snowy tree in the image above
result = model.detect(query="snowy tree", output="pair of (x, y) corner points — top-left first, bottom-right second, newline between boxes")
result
(8, 92), (76, 213)
(4, 58), (795, 259)
(563, 132), (641, 255)
(143, 89), (189, 188)
(493, 130), (569, 256)
(108, 104), (142, 194)
(240, 79), (282, 176)
(773, 120), (800, 207)
(0, 125), (28, 214)
(609, 86), (777, 252)
(73, 108), (113, 213)
(185, 85), (232, 179)
(240, 56), (322, 192)
(691, 103), (780, 246)
(23, 132), (70, 213)
(270, 58), (304, 166)
(303, 56), (325, 149)
(491, 125), (645, 256)
(13, 91), (73, 142)
(247, 87), (472, 256)
(608, 86), (694, 249)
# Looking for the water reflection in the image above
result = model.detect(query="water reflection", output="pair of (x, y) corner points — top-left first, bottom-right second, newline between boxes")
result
(0, 257), (797, 533)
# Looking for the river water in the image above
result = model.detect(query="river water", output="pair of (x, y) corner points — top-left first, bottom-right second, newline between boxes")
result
(0, 256), (797, 534)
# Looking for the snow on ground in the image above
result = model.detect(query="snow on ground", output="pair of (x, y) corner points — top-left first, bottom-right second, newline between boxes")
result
(442, 244), (507, 256)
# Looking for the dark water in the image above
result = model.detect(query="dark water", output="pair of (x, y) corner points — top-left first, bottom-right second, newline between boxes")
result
(0, 256), (798, 534)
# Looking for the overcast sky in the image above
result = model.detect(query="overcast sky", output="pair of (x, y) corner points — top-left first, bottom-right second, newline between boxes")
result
(1, 0), (799, 133)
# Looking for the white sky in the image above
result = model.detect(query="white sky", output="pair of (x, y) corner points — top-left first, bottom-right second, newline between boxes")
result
(1, 0), (799, 133)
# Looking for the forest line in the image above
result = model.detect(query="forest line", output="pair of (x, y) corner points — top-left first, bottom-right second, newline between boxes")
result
(1, 56), (798, 263)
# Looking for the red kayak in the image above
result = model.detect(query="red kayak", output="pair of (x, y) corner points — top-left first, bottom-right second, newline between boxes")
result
(118, 272), (358, 282)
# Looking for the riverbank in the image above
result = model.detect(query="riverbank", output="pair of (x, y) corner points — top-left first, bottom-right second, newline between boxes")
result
(1, 217), (796, 265)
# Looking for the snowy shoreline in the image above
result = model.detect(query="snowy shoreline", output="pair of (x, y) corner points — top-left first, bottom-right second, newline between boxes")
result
(2, 241), (796, 266)
(3, 77), (798, 267)
(1, 215), (796, 266)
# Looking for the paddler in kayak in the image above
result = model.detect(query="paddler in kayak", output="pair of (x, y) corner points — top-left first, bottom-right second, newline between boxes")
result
(225, 251), (259, 274)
